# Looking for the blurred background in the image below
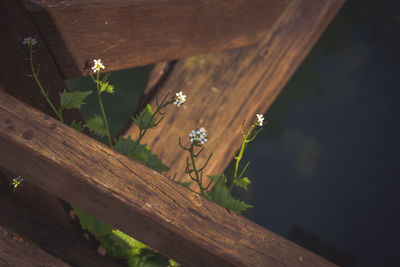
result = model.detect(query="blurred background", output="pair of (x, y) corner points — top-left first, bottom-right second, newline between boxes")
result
(66, 0), (400, 266)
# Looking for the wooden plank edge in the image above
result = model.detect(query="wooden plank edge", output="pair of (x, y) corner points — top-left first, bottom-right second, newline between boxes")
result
(0, 90), (336, 266)
(25, 0), (289, 78)
(0, 225), (71, 267)
(121, 0), (346, 182)
(0, 1), (118, 266)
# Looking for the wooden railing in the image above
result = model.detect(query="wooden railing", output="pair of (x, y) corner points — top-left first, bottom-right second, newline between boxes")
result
(0, 0), (344, 265)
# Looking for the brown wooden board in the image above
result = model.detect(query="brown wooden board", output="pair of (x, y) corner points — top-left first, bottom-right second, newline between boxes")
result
(0, 1), (121, 266)
(122, 0), (345, 186)
(0, 170), (124, 267)
(0, 225), (72, 267)
(0, 91), (336, 266)
(24, 0), (289, 78)
(0, 0), (79, 122)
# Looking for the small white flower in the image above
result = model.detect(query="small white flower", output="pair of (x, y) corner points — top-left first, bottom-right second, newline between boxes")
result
(22, 37), (37, 46)
(256, 114), (264, 126)
(92, 59), (105, 73)
(174, 91), (186, 107)
(189, 127), (208, 145)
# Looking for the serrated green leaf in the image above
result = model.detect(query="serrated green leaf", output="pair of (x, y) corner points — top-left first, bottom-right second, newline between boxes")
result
(99, 81), (115, 94)
(70, 120), (84, 132)
(73, 207), (172, 266)
(113, 136), (169, 173)
(73, 207), (113, 236)
(146, 153), (169, 173)
(233, 177), (251, 190)
(99, 229), (146, 259)
(205, 175), (252, 214)
(132, 104), (156, 130)
(128, 248), (170, 267)
(168, 259), (181, 267)
(176, 181), (192, 189)
(113, 136), (136, 155)
(59, 89), (92, 110)
(84, 115), (107, 137)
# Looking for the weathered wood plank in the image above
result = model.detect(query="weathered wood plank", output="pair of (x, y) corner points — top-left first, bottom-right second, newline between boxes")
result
(0, 225), (72, 267)
(0, 170), (124, 267)
(122, 0), (345, 185)
(24, 0), (289, 78)
(0, 0), (83, 125)
(0, 91), (336, 266)
(0, 1), (121, 266)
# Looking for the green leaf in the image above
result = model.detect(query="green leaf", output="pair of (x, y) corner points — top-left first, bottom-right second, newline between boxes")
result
(146, 153), (169, 173)
(84, 115), (107, 137)
(176, 181), (192, 189)
(59, 89), (92, 110)
(132, 104), (156, 130)
(73, 207), (113, 236)
(113, 136), (136, 155)
(73, 207), (173, 266)
(113, 136), (169, 173)
(99, 81), (115, 94)
(70, 120), (84, 132)
(233, 177), (251, 190)
(128, 248), (170, 267)
(99, 229), (146, 260)
(168, 259), (181, 267)
(205, 174), (253, 214)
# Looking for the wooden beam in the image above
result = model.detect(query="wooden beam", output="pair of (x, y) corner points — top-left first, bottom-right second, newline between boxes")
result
(0, 1), (121, 266)
(122, 0), (345, 183)
(24, 0), (289, 78)
(0, 170), (124, 267)
(0, 91), (336, 266)
(0, 0), (82, 124)
(0, 225), (71, 267)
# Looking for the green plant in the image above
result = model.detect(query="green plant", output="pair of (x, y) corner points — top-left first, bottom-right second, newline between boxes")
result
(179, 114), (264, 214)
(21, 36), (265, 266)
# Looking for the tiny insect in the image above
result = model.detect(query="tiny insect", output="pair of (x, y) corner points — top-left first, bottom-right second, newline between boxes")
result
(11, 176), (24, 192)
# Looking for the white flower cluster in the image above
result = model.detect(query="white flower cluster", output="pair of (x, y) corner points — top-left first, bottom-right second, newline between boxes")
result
(22, 37), (37, 46)
(189, 128), (208, 145)
(256, 114), (264, 126)
(92, 59), (105, 73)
(174, 91), (186, 107)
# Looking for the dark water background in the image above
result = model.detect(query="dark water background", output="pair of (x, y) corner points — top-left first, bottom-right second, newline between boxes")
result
(236, 1), (400, 266)
(66, 0), (400, 266)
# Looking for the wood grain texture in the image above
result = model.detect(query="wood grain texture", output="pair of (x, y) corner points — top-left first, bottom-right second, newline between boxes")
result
(24, 0), (289, 78)
(0, 0), (82, 124)
(0, 170), (124, 267)
(0, 1), (121, 266)
(0, 225), (71, 267)
(122, 0), (345, 186)
(0, 91), (336, 266)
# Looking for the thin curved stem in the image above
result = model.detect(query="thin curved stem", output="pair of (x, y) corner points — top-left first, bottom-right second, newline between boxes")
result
(131, 92), (174, 154)
(29, 47), (64, 123)
(96, 72), (112, 146)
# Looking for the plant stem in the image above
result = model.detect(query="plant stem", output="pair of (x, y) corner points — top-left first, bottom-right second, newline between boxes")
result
(189, 143), (205, 195)
(131, 93), (172, 154)
(230, 126), (253, 192)
(96, 72), (112, 146)
(29, 47), (64, 123)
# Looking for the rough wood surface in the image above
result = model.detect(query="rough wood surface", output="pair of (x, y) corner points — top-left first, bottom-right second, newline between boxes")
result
(24, 0), (289, 78)
(0, 225), (71, 267)
(0, 91), (336, 266)
(123, 0), (345, 185)
(0, 1), (121, 266)
(0, 170), (124, 267)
